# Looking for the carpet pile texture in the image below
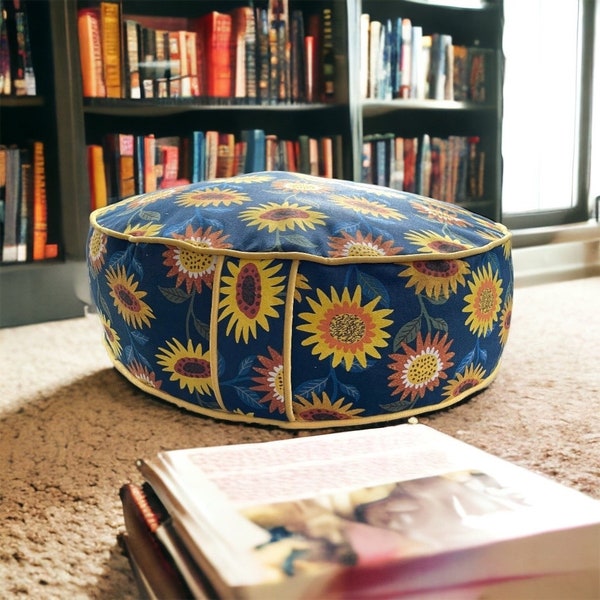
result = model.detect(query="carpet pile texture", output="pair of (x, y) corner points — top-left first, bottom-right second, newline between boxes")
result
(1, 276), (599, 599)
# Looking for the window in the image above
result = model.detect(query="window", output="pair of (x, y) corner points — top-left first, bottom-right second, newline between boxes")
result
(501, 0), (596, 228)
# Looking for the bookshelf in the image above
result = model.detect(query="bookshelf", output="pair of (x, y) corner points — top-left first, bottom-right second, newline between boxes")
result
(0, 0), (504, 327)
(0, 0), (89, 326)
(355, 0), (503, 221)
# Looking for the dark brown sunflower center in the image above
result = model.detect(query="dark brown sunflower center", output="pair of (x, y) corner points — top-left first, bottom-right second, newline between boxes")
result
(117, 286), (140, 310)
(175, 358), (210, 379)
(263, 208), (307, 221)
(237, 263), (261, 318)
(329, 313), (365, 344)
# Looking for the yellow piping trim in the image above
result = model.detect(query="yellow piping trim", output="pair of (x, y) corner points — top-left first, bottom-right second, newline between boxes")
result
(209, 255), (226, 411)
(88, 220), (512, 266)
(104, 338), (504, 431)
(283, 260), (299, 422)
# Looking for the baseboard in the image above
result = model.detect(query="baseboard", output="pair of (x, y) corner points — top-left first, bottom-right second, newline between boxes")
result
(512, 221), (600, 287)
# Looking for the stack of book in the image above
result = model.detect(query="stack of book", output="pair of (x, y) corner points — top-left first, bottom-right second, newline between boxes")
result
(362, 133), (485, 203)
(119, 422), (600, 599)
(360, 13), (492, 102)
(77, 0), (336, 104)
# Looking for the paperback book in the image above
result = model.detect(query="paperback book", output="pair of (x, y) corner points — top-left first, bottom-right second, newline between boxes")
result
(120, 423), (600, 599)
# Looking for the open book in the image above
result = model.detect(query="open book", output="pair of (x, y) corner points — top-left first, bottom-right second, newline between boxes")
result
(125, 423), (600, 599)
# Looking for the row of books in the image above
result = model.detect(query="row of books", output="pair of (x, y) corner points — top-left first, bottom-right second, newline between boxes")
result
(118, 422), (600, 599)
(0, 0), (36, 96)
(88, 129), (344, 209)
(0, 141), (55, 264)
(78, 1), (335, 104)
(362, 133), (485, 205)
(360, 13), (492, 102)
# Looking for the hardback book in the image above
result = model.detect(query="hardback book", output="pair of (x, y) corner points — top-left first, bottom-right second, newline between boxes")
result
(123, 422), (600, 600)
(103, 133), (136, 203)
(241, 129), (266, 173)
(0, 5), (11, 95)
(77, 7), (106, 97)
(196, 11), (233, 99)
(31, 140), (47, 260)
(1, 145), (20, 262)
(100, 1), (122, 98)
(5, 0), (36, 96)
(87, 144), (108, 211)
(16, 149), (31, 261)
(122, 19), (141, 99)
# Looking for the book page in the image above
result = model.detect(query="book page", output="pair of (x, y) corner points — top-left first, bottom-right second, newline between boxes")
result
(160, 423), (600, 527)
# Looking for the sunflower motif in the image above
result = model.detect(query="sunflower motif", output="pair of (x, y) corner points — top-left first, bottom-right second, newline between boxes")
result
(163, 225), (231, 294)
(328, 231), (403, 258)
(105, 265), (155, 329)
(127, 359), (162, 390)
(410, 199), (469, 227)
(98, 313), (121, 358)
(388, 332), (454, 402)
(294, 273), (312, 302)
(463, 264), (503, 337)
(175, 187), (251, 208)
(399, 258), (470, 299)
(240, 201), (327, 233)
(270, 177), (331, 194)
(293, 391), (365, 421)
(472, 215), (506, 234)
(227, 174), (272, 184)
(330, 194), (406, 220)
(498, 294), (513, 346)
(88, 229), (107, 275)
(156, 338), (213, 395)
(297, 286), (393, 371)
(123, 222), (163, 238)
(442, 364), (487, 400)
(251, 347), (286, 414)
(127, 187), (182, 207)
(404, 230), (472, 254)
(218, 259), (286, 343)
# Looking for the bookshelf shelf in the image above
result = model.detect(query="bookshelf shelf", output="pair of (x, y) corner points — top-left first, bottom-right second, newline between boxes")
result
(83, 98), (343, 116)
(0, 96), (45, 108)
(0, 0), (504, 327)
(362, 99), (497, 116)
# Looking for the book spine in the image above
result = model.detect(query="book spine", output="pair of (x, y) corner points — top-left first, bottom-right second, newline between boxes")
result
(143, 134), (156, 193)
(123, 19), (141, 99)
(100, 1), (122, 98)
(254, 8), (269, 105)
(2, 147), (21, 262)
(166, 31), (181, 98)
(153, 30), (169, 98)
(17, 151), (31, 261)
(204, 130), (218, 180)
(199, 12), (232, 99)
(0, 7), (11, 95)
(14, 0), (35, 95)
(118, 134), (136, 199)
(320, 7), (335, 101)
(243, 8), (257, 101)
(31, 141), (47, 260)
(175, 30), (190, 97)
(78, 8), (106, 97)
(87, 144), (108, 211)
(119, 483), (192, 599)
(186, 31), (200, 97)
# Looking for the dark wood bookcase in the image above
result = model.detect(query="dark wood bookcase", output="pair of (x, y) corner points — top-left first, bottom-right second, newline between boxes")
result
(0, 0), (504, 327)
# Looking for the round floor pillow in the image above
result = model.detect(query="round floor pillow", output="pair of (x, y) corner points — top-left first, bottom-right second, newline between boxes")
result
(88, 171), (513, 429)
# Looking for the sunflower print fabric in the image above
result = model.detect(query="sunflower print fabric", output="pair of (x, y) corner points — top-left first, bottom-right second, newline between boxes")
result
(88, 171), (513, 429)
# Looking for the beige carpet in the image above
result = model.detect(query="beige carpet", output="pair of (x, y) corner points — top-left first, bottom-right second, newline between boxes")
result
(1, 276), (599, 599)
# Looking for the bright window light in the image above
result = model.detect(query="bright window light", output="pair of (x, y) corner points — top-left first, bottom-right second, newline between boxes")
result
(502, 0), (581, 214)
